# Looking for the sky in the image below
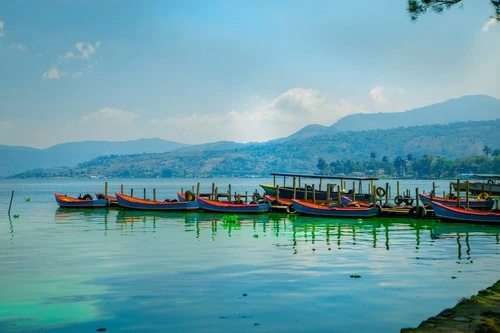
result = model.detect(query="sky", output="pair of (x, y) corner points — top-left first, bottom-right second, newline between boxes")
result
(0, 0), (499, 149)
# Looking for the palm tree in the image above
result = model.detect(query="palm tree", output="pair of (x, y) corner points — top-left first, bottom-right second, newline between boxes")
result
(483, 145), (492, 157)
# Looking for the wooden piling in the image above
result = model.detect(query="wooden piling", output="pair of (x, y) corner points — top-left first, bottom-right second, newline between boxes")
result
(352, 181), (356, 202)
(153, 188), (156, 201)
(121, 184), (124, 194)
(8, 190), (14, 216)
(466, 181), (470, 209)
(105, 182), (108, 196)
(143, 188), (146, 199)
(292, 177), (297, 200)
(312, 184), (316, 204)
(456, 178), (460, 207)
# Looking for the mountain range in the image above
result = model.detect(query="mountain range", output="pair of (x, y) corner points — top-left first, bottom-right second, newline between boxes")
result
(1, 94), (499, 178)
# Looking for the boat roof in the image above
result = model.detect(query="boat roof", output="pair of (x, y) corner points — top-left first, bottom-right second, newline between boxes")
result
(459, 173), (500, 180)
(270, 172), (379, 181)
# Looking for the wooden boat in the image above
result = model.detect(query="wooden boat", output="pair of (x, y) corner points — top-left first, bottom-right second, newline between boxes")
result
(264, 195), (295, 213)
(115, 192), (199, 211)
(419, 193), (494, 210)
(260, 172), (377, 203)
(291, 199), (381, 218)
(431, 201), (500, 224)
(54, 193), (110, 208)
(196, 196), (271, 214)
(95, 192), (119, 206)
(451, 174), (500, 195)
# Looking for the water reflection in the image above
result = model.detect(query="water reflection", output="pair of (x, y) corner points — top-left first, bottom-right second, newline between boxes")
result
(53, 208), (500, 260)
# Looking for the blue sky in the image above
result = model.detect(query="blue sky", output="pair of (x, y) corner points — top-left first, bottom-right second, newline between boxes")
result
(0, 0), (499, 148)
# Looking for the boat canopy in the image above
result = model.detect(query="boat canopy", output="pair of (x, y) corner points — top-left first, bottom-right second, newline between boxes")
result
(459, 174), (500, 180)
(270, 172), (379, 181)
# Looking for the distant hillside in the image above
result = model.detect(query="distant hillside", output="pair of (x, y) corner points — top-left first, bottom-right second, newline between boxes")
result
(329, 95), (500, 132)
(11, 119), (500, 179)
(0, 138), (189, 177)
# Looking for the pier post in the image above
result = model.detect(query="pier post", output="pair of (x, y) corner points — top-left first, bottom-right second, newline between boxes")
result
(153, 188), (156, 201)
(8, 190), (14, 217)
(105, 182), (108, 197)
(144, 188), (146, 199)
(293, 177), (297, 200)
(466, 181), (470, 209)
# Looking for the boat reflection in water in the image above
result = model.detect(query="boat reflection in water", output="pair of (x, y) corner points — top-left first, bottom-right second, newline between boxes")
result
(56, 207), (500, 261)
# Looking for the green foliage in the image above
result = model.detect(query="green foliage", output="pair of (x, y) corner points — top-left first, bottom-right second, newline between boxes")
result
(408, 0), (500, 21)
(8, 120), (500, 179)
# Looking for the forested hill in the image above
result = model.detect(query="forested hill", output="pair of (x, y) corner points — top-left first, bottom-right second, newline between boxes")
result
(11, 119), (500, 179)
(0, 138), (188, 178)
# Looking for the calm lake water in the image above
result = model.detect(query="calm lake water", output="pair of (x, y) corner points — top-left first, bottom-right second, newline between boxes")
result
(1, 178), (499, 333)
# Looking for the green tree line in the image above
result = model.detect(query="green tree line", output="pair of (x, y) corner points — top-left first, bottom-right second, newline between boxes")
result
(317, 145), (500, 179)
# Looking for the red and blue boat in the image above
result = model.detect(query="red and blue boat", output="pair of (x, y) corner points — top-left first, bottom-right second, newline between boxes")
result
(419, 193), (494, 210)
(115, 192), (199, 211)
(55, 193), (110, 208)
(291, 199), (380, 218)
(196, 196), (270, 214)
(431, 201), (500, 224)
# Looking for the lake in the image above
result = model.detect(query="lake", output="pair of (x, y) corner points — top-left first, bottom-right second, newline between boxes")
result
(1, 178), (499, 333)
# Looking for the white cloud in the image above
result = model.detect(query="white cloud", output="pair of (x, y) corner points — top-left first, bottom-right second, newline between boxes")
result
(482, 18), (497, 32)
(42, 67), (61, 80)
(81, 107), (138, 124)
(75, 41), (100, 60)
(370, 85), (388, 104)
(9, 42), (26, 51)
(0, 119), (13, 129)
(369, 85), (406, 107)
(62, 52), (75, 60)
(149, 88), (366, 143)
(0, 21), (4, 37)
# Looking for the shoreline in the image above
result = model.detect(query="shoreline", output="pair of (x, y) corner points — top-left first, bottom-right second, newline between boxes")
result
(401, 280), (500, 332)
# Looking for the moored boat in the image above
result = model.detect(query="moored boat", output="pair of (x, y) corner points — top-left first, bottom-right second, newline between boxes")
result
(419, 193), (494, 210)
(431, 201), (500, 224)
(115, 192), (199, 211)
(54, 193), (110, 208)
(96, 192), (119, 206)
(291, 199), (380, 218)
(197, 196), (270, 214)
(451, 174), (500, 195)
(260, 172), (377, 203)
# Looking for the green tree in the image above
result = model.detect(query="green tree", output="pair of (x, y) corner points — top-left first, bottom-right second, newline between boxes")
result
(317, 158), (327, 173)
(393, 156), (407, 177)
(483, 145), (492, 156)
(408, 0), (500, 21)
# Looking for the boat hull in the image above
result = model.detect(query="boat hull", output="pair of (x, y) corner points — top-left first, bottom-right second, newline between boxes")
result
(54, 193), (109, 208)
(291, 199), (380, 218)
(197, 197), (270, 214)
(431, 201), (500, 224)
(115, 192), (199, 211)
(419, 193), (494, 209)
